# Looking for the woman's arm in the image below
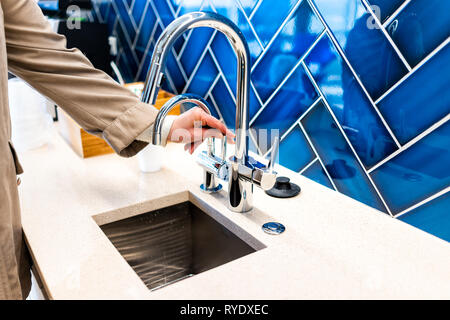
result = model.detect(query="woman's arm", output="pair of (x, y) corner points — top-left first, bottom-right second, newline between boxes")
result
(3, 0), (158, 157)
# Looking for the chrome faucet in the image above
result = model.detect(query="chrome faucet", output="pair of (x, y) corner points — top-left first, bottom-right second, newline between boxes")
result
(142, 12), (278, 212)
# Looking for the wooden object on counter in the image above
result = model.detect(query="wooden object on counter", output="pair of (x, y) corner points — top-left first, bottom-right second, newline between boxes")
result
(58, 84), (176, 158)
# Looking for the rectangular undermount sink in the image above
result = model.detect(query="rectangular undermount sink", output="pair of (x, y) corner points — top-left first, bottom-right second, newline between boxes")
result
(100, 201), (262, 291)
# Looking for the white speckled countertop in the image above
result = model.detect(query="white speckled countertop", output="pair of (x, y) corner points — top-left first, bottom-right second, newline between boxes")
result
(18, 127), (450, 299)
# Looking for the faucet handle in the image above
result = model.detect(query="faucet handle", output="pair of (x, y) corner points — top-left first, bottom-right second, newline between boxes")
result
(249, 137), (279, 191)
(267, 137), (279, 173)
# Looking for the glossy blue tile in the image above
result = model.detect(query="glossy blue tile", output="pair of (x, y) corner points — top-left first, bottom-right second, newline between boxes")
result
(115, 0), (136, 41)
(180, 27), (214, 78)
(178, 0), (202, 14)
(301, 101), (387, 212)
(210, 33), (262, 119)
(91, 4), (101, 22)
(251, 0), (298, 46)
(97, 0), (450, 241)
(211, 0), (262, 60)
(117, 52), (134, 83)
(135, 7), (157, 53)
(99, 2), (111, 21)
(153, 0), (175, 27)
(279, 125), (315, 172)
(252, 0), (324, 102)
(165, 49), (186, 93)
(387, 0), (450, 67)
(137, 47), (153, 82)
(205, 96), (221, 121)
(131, 0), (147, 26)
(167, 0), (183, 14)
(378, 44), (450, 145)
(210, 33), (236, 90)
(371, 121), (450, 214)
(367, 0), (404, 22)
(399, 192), (450, 242)
(239, 0), (259, 16)
(211, 78), (236, 129)
(105, 3), (117, 34)
(251, 63), (318, 141)
(313, 0), (408, 100)
(305, 35), (397, 168)
(185, 52), (218, 97)
(302, 159), (334, 189)
(115, 21), (138, 76)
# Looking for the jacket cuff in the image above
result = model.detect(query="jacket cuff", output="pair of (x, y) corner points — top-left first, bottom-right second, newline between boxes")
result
(136, 115), (177, 147)
(102, 102), (158, 157)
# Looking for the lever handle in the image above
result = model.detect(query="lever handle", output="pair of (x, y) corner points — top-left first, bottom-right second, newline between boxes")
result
(267, 137), (279, 172)
(220, 135), (227, 161)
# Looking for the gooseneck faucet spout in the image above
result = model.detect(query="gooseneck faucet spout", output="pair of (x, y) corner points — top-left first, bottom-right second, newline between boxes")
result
(142, 11), (250, 164)
(143, 12), (276, 213)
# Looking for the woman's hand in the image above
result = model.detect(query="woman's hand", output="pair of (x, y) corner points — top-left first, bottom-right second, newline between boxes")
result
(168, 107), (235, 154)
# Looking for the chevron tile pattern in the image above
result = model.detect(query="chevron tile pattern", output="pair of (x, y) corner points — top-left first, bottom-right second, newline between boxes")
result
(90, 0), (450, 241)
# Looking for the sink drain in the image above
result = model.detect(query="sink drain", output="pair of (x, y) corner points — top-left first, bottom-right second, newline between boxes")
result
(262, 222), (285, 235)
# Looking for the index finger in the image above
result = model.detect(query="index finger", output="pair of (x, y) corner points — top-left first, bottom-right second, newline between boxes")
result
(200, 112), (235, 142)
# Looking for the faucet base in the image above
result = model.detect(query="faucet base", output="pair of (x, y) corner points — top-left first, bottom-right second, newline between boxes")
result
(200, 183), (223, 193)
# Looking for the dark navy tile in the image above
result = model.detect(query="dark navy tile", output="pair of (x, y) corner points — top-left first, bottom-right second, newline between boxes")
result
(153, 21), (163, 42)
(251, 0), (298, 46)
(367, 0), (404, 22)
(211, 33), (236, 91)
(210, 33), (261, 120)
(252, 0), (323, 102)
(177, 0), (216, 76)
(186, 52), (219, 97)
(117, 52), (134, 83)
(313, 0), (408, 100)
(305, 35), (398, 168)
(106, 3), (118, 34)
(165, 49), (186, 93)
(167, 0), (183, 15)
(205, 96), (221, 121)
(180, 27), (214, 78)
(114, 0), (136, 41)
(251, 63), (318, 143)
(131, 0), (147, 26)
(99, 2), (111, 21)
(137, 47), (153, 83)
(115, 22), (138, 76)
(153, 0), (175, 27)
(279, 125), (315, 173)
(378, 44), (450, 145)
(387, 0), (450, 67)
(371, 121), (450, 214)
(176, 0), (203, 16)
(301, 101), (387, 212)
(398, 192), (450, 242)
(302, 159), (334, 189)
(135, 6), (157, 53)
(211, 0), (262, 60)
(90, 3), (101, 23)
(239, 0), (259, 16)
(211, 78), (236, 129)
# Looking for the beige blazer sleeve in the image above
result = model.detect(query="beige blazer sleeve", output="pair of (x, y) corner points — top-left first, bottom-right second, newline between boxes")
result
(3, 0), (158, 157)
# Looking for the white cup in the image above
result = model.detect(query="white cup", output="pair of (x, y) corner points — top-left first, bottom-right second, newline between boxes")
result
(137, 143), (164, 173)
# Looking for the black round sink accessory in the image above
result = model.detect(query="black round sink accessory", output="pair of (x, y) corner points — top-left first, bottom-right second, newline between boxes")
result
(265, 176), (300, 198)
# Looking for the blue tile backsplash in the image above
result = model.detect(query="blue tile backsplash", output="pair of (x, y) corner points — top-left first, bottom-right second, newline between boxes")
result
(90, 0), (450, 241)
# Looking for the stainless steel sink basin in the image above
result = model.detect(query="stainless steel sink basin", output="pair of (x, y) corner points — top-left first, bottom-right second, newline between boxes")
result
(100, 201), (262, 291)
